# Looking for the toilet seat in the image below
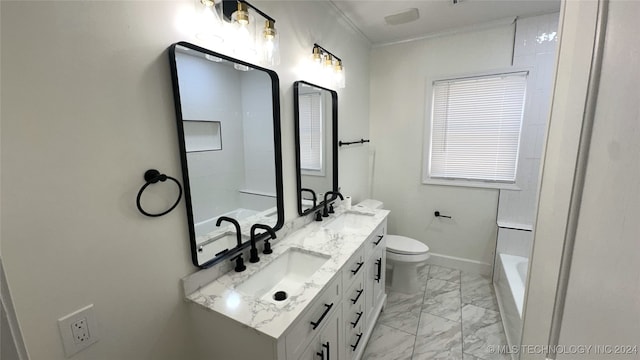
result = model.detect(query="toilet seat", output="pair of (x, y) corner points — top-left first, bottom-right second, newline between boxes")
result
(385, 235), (429, 255)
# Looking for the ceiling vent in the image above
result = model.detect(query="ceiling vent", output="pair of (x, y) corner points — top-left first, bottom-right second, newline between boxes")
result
(384, 8), (420, 26)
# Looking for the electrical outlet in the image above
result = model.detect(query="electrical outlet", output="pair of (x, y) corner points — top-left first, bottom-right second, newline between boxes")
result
(58, 304), (99, 357)
(71, 318), (90, 344)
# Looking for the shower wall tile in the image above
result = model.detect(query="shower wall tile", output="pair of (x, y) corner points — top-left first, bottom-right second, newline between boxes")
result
(498, 12), (559, 228)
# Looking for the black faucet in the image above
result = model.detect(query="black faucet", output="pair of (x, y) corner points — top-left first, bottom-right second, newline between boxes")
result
(323, 191), (344, 217)
(216, 216), (242, 248)
(251, 224), (277, 256)
(230, 253), (246, 272)
(300, 188), (317, 209)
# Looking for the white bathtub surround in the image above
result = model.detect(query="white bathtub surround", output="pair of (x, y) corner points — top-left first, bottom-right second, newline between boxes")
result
(497, 13), (560, 227)
(493, 226), (533, 351)
(495, 224), (534, 259)
(183, 206), (389, 339)
(494, 253), (528, 350)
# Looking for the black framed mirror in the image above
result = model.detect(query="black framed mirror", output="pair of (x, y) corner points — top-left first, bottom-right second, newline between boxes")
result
(294, 81), (338, 216)
(169, 42), (284, 268)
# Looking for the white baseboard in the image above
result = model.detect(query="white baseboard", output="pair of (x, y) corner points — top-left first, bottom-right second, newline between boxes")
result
(426, 252), (493, 275)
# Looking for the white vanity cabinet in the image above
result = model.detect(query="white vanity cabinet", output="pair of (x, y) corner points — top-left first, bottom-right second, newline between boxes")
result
(364, 222), (387, 329)
(187, 215), (388, 360)
(342, 271), (366, 359)
(299, 309), (341, 360)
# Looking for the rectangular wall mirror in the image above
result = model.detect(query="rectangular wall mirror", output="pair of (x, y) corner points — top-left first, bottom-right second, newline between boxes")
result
(294, 81), (338, 216)
(169, 42), (284, 268)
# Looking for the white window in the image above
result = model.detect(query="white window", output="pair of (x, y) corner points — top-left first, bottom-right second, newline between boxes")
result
(299, 92), (324, 174)
(424, 71), (528, 187)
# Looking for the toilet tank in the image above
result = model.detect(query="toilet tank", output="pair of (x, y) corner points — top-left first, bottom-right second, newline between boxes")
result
(356, 199), (384, 210)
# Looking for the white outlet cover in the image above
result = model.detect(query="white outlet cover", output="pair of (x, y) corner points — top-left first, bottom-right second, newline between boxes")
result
(57, 304), (99, 357)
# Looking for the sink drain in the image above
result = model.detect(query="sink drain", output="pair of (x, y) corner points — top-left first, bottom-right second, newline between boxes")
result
(273, 291), (288, 301)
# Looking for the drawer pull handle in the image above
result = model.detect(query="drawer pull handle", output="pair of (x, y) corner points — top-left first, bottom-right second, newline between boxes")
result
(375, 258), (382, 283)
(351, 311), (363, 328)
(351, 261), (364, 275)
(351, 289), (363, 304)
(373, 235), (384, 245)
(316, 342), (330, 360)
(310, 303), (333, 330)
(351, 333), (363, 351)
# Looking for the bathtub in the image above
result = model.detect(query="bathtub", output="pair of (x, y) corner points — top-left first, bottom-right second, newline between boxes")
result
(494, 253), (529, 350)
(499, 254), (528, 315)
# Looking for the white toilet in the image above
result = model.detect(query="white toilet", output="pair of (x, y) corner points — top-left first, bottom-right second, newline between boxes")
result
(356, 199), (430, 293)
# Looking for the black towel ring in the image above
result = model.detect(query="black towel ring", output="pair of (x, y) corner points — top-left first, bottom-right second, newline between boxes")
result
(136, 169), (183, 217)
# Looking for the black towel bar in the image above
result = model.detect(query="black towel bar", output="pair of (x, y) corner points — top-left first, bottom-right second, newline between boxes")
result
(339, 138), (370, 147)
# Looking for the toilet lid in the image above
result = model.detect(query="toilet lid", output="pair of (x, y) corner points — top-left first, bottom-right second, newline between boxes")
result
(385, 235), (429, 255)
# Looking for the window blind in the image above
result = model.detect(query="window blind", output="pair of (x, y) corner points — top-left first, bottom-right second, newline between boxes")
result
(429, 72), (527, 183)
(299, 92), (323, 171)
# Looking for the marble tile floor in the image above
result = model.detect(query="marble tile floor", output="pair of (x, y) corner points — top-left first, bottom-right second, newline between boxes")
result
(362, 265), (509, 360)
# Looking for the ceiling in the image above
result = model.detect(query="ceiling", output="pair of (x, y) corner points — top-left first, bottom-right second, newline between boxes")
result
(330, 0), (561, 45)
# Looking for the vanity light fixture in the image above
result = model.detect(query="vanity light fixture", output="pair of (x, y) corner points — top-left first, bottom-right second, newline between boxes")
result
(195, 0), (280, 67)
(311, 44), (346, 89)
(230, 0), (280, 66)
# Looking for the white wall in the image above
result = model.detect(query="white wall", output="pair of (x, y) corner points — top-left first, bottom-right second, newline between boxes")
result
(0, 1), (370, 360)
(370, 24), (516, 271)
(523, 1), (640, 356)
(554, 0), (639, 355)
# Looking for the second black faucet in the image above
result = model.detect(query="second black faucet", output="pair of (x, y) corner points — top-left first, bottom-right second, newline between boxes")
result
(249, 224), (277, 262)
(323, 191), (344, 217)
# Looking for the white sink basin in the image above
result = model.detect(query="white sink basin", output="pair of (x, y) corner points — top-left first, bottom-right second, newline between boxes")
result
(323, 211), (375, 232)
(235, 247), (330, 303)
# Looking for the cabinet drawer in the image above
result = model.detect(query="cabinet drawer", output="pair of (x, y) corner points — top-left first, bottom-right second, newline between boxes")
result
(345, 323), (365, 359)
(344, 301), (364, 336)
(286, 275), (342, 360)
(342, 246), (365, 290)
(364, 221), (387, 259)
(344, 271), (365, 314)
(298, 308), (341, 360)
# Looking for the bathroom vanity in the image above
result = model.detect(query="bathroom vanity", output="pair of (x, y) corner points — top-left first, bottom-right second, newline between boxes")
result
(183, 206), (388, 360)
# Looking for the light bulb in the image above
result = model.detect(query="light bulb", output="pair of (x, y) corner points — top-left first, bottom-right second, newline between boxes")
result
(322, 54), (334, 82)
(323, 54), (333, 68)
(334, 60), (345, 89)
(195, 0), (224, 43)
(231, 2), (256, 62)
(261, 20), (279, 66)
(312, 47), (322, 64)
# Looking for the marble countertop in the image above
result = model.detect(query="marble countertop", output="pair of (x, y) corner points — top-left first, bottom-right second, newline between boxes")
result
(183, 205), (389, 339)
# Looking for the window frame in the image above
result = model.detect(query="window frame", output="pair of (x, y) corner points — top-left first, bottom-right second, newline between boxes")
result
(422, 68), (533, 190)
(298, 91), (326, 177)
